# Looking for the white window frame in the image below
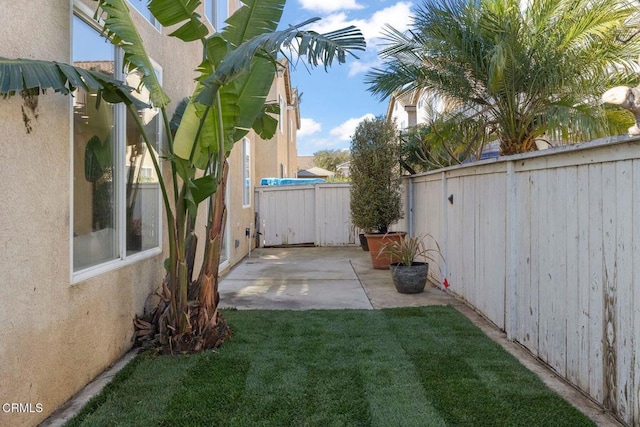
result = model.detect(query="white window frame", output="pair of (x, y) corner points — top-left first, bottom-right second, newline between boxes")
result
(242, 137), (251, 207)
(71, 5), (162, 283)
(127, 0), (162, 32)
(205, 0), (228, 31)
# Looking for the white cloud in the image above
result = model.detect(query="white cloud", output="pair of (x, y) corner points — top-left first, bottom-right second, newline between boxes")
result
(302, 2), (414, 75)
(298, 0), (364, 14)
(348, 57), (382, 77)
(307, 2), (413, 45)
(297, 136), (348, 155)
(329, 113), (375, 141)
(298, 118), (322, 137)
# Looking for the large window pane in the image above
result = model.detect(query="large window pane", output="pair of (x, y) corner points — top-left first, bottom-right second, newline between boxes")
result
(72, 16), (118, 270)
(217, 0), (228, 30)
(242, 138), (250, 206)
(72, 16), (161, 274)
(124, 69), (161, 254)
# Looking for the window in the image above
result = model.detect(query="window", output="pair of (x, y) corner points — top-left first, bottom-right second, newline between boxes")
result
(205, 0), (228, 31)
(72, 15), (161, 277)
(242, 138), (251, 207)
(127, 0), (161, 30)
(279, 95), (284, 133)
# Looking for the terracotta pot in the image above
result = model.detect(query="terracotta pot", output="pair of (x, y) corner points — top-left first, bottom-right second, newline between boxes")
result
(390, 262), (429, 294)
(364, 232), (406, 269)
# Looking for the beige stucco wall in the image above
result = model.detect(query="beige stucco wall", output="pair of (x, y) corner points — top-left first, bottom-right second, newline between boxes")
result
(0, 2), (201, 426)
(254, 63), (299, 181)
(0, 2), (299, 424)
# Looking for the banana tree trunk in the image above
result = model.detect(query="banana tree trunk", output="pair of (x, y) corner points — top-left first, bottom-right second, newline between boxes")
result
(193, 159), (230, 350)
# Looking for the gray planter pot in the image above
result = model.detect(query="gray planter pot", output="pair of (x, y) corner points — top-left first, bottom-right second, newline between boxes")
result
(358, 233), (369, 251)
(389, 262), (429, 294)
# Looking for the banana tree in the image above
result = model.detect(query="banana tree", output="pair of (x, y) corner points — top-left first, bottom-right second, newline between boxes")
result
(0, 0), (365, 352)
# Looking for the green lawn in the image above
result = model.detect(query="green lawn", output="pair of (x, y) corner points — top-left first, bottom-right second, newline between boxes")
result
(68, 306), (594, 426)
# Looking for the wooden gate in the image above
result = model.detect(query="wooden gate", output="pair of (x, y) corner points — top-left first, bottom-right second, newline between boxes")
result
(255, 183), (356, 247)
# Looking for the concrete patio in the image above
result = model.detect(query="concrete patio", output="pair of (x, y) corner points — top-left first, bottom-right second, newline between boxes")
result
(219, 246), (455, 310)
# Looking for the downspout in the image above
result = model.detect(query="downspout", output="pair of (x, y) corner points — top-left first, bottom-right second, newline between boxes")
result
(441, 171), (448, 282)
(408, 177), (414, 236)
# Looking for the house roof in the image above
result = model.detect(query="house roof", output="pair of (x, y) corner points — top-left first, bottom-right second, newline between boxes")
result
(298, 166), (335, 178)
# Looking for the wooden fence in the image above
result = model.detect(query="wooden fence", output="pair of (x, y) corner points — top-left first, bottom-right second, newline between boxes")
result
(405, 136), (640, 426)
(255, 183), (356, 247)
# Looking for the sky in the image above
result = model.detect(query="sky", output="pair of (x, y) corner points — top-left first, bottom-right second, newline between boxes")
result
(277, 0), (416, 155)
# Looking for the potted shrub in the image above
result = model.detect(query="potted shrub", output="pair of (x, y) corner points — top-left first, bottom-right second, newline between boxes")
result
(349, 116), (404, 268)
(380, 234), (443, 294)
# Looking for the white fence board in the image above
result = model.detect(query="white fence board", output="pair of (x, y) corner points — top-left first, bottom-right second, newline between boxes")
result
(256, 184), (355, 247)
(615, 160), (634, 424)
(576, 165), (591, 392)
(515, 172), (534, 351)
(565, 166), (580, 385)
(633, 161), (640, 427)
(404, 138), (640, 425)
(316, 185), (355, 246)
(588, 163), (605, 403)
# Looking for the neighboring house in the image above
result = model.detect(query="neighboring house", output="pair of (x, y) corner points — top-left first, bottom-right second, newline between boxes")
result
(297, 155), (315, 171)
(387, 89), (502, 161)
(0, 1), (298, 426)
(386, 89), (446, 130)
(336, 161), (351, 177)
(254, 60), (300, 182)
(297, 166), (335, 179)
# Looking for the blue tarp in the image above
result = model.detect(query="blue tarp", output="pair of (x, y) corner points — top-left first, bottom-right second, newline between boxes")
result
(260, 177), (325, 186)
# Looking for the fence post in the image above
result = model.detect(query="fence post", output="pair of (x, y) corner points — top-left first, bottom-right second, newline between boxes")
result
(505, 160), (517, 340)
(314, 184), (321, 246)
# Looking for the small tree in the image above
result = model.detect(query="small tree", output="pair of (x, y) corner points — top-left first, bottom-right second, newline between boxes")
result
(367, 0), (640, 155)
(313, 149), (350, 174)
(349, 116), (403, 233)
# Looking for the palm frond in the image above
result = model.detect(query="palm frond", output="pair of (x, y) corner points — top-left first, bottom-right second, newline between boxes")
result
(95, 0), (171, 107)
(0, 56), (148, 109)
(197, 21), (365, 106)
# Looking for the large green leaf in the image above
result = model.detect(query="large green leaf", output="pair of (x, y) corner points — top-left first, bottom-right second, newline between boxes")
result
(228, 57), (276, 141)
(251, 102), (279, 140)
(221, 0), (285, 47)
(173, 89), (211, 167)
(191, 174), (217, 205)
(148, 0), (209, 42)
(95, 0), (171, 108)
(84, 135), (112, 182)
(173, 82), (239, 167)
(0, 57), (148, 109)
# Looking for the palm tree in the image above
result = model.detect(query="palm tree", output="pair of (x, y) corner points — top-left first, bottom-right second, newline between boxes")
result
(0, 0), (365, 352)
(367, 0), (640, 155)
